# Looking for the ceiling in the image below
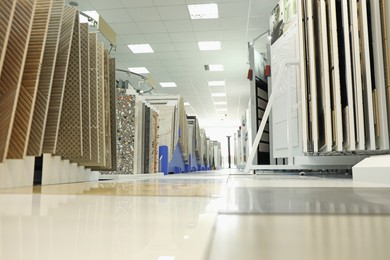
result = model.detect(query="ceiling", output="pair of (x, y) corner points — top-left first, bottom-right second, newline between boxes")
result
(69, 0), (278, 128)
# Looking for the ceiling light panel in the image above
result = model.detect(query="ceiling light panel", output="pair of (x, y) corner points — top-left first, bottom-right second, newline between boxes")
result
(160, 82), (177, 88)
(184, 102), (190, 106)
(188, 4), (219, 19)
(198, 41), (221, 51)
(208, 80), (225, 86)
(128, 44), (154, 53)
(128, 67), (150, 74)
(208, 64), (224, 71)
(211, 93), (226, 97)
(214, 101), (227, 105)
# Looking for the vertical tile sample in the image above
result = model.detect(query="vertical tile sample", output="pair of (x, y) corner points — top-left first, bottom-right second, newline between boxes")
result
(0, 0), (36, 162)
(96, 43), (106, 166)
(109, 58), (117, 171)
(27, 0), (64, 156)
(106, 90), (136, 174)
(81, 32), (99, 166)
(0, 0), (17, 74)
(42, 6), (77, 154)
(8, 0), (53, 159)
(56, 13), (82, 159)
(144, 106), (150, 173)
(75, 23), (91, 163)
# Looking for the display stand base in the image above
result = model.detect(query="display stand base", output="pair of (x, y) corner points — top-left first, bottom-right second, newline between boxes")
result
(353, 155), (390, 184)
(42, 154), (98, 185)
(0, 157), (35, 188)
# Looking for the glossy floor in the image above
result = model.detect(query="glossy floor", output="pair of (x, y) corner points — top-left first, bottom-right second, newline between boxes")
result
(1, 170), (390, 260)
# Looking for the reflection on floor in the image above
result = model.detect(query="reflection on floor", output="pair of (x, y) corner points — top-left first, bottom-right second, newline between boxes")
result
(1, 170), (390, 259)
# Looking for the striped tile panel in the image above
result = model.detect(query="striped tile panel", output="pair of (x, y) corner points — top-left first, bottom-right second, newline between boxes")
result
(0, 0), (36, 162)
(8, 0), (53, 159)
(27, 0), (64, 156)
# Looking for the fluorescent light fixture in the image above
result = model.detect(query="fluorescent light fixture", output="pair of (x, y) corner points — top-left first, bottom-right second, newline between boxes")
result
(214, 101), (227, 105)
(211, 93), (226, 97)
(160, 82), (177, 88)
(128, 67), (149, 74)
(198, 41), (221, 51)
(208, 64), (224, 71)
(188, 4), (218, 19)
(80, 10), (99, 24)
(208, 81), (225, 86)
(216, 108), (227, 111)
(184, 102), (190, 106)
(128, 44), (154, 54)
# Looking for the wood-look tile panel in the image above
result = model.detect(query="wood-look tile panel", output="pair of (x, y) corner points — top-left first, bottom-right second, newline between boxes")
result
(0, 0), (16, 74)
(81, 32), (98, 167)
(27, 0), (64, 156)
(42, 6), (76, 154)
(0, 0), (36, 162)
(8, 0), (53, 159)
(56, 13), (82, 158)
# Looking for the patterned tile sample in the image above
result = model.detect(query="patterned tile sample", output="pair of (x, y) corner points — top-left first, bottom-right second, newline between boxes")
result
(144, 106), (151, 173)
(81, 32), (99, 166)
(0, 0), (36, 162)
(0, 0), (16, 74)
(109, 58), (117, 171)
(8, 0), (52, 159)
(149, 108), (155, 174)
(56, 12), (82, 158)
(78, 23), (91, 163)
(27, 0), (64, 156)
(43, 6), (77, 153)
(153, 111), (159, 173)
(96, 43), (106, 166)
(105, 90), (136, 174)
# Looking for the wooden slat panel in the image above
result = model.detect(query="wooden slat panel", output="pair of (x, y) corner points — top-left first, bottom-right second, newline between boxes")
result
(81, 32), (98, 167)
(8, 0), (53, 159)
(0, 0), (17, 74)
(56, 13), (82, 158)
(0, 0), (36, 162)
(42, 6), (77, 154)
(27, 0), (64, 156)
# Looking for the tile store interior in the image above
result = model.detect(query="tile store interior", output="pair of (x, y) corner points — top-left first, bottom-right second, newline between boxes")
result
(1, 0), (390, 259)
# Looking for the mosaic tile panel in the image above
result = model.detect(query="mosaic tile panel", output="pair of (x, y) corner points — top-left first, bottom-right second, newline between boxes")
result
(8, 0), (53, 159)
(27, 0), (64, 156)
(153, 111), (159, 173)
(149, 108), (155, 174)
(104, 90), (136, 174)
(0, 0), (16, 74)
(56, 13), (82, 158)
(42, 6), (77, 154)
(0, 0), (36, 162)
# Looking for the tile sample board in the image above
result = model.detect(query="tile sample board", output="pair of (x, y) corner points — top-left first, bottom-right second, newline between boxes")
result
(0, 0), (36, 162)
(27, 0), (64, 156)
(8, 0), (52, 159)
(56, 12), (82, 159)
(43, 6), (77, 154)
(0, 0), (16, 74)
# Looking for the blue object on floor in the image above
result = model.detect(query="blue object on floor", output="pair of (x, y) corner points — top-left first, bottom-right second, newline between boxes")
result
(168, 143), (185, 174)
(159, 146), (169, 175)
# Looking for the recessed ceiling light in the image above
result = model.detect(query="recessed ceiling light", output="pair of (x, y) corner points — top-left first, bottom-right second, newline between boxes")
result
(128, 44), (154, 54)
(216, 108), (227, 111)
(188, 4), (218, 19)
(198, 41), (221, 51)
(211, 93), (226, 97)
(184, 102), (190, 106)
(128, 67), (149, 74)
(160, 82), (177, 88)
(208, 81), (225, 86)
(208, 64), (224, 71)
(214, 101), (227, 105)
